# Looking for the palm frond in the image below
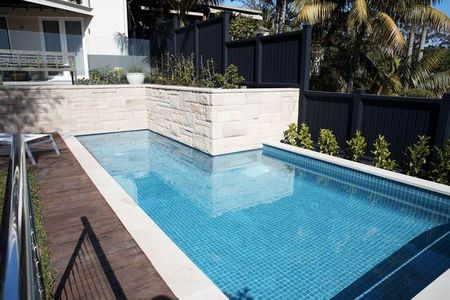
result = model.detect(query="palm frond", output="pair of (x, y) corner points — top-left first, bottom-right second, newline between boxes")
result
(410, 49), (446, 86)
(405, 5), (450, 31)
(346, 0), (370, 31)
(372, 12), (406, 54)
(417, 70), (450, 91)
(402, 88), (438, 98)
(295, 2), (337, 25)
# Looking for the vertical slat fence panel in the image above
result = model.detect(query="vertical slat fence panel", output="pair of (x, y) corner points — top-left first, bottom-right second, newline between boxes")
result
(299, 90), (449, 163)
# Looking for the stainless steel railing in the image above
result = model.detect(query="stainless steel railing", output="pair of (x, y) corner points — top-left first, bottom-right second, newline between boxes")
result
(0, 134), (45, 300)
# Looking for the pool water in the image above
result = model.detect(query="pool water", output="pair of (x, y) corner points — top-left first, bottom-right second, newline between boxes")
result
(78, 130), (450, 299)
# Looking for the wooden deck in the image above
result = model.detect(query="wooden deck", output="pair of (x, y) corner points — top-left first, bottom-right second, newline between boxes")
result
(8, 134), (176, 299)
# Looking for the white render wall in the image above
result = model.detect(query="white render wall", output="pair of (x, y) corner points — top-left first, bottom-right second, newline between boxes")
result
(0, 85), (299, 155)
(146, 85), (299, 155)
(86, 0), (129, 55)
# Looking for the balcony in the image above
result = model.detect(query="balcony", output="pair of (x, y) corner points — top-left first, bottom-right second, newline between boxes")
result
(21, 0), (93, 15)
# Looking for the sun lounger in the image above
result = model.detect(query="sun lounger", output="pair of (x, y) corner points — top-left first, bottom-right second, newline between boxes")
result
(0, 133), (60, 165)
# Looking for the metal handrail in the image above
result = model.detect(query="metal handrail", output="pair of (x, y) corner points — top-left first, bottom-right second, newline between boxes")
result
(0, 134), (45, 300)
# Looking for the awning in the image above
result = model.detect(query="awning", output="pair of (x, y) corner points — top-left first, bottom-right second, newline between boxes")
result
(23, 0), (93, 16)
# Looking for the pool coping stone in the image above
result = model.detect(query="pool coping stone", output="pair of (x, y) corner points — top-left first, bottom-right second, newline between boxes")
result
(264, 142), (450, 197)
(61, 133), (228, 300)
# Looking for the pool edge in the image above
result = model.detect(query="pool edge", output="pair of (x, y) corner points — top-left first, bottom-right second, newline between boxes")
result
(263, 141), (450, 197)
(60, 133), (228, 300)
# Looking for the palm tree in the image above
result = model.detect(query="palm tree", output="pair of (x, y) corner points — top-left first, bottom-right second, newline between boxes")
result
(366, 48), (449, 97)
(294, 0), (409, 91)
(294, 0), (449, 93)
(401, 2), (449, 62)
(167, 0), (223, 26)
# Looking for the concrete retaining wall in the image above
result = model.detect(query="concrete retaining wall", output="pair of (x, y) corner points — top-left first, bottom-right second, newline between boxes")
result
(0, 84), (299, 155)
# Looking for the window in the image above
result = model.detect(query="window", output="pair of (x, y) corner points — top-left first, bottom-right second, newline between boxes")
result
(0, 17), (10, 50)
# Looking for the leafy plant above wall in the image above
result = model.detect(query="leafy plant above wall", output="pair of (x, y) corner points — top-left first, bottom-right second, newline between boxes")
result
(346, 130), (367, 162)
(280, 124), (449, 185)
(150, 54), (245, 89)
(76, 67), (126, 85)
(404, 135), (431, 178)
(298, 123), (314, 150)
(372, 135), (397, 171)
(283, 123), (298, 146)
(318, 129), (339, 156)
(430, 140), (450, 185)
(221, 64), (245, 89)
(229, 14), (258, 41)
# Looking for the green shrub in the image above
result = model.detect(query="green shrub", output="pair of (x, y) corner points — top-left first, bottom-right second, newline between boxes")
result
(151, 54), (195, 86)
(318, 129), (339, 156)
(198, 60), (244, 88)
(150, 54), (244, 88)
(283, 123), (298, 146)
(76, 67), (126, 85)
(346, 130), (367, 162)
(298, 123), (314, 150)
(430, 140), (450, 185)
(230, 14), (257, 40)
(198, 59), (219, 88)
(372, 135), (397, 170)
(221, 64), (244, 88)
(404, 135), (431, 178)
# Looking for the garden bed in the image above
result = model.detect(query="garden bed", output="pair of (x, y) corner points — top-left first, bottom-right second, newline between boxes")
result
(0, 169), (55, 297)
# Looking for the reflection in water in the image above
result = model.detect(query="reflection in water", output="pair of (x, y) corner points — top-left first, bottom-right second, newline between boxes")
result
(83, 130), (295, 217)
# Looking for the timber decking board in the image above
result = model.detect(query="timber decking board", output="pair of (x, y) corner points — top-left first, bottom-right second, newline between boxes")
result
(0, 134), (176, 300)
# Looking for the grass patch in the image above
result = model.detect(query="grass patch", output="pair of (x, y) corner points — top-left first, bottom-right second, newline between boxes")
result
(0, 169), (55, 298)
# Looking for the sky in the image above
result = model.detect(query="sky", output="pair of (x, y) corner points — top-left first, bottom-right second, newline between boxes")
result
(224, 0), (450, 16)
(435, 0), (450, 16)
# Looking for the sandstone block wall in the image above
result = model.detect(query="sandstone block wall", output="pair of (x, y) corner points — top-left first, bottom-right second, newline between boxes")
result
(0, 84), (299, 155)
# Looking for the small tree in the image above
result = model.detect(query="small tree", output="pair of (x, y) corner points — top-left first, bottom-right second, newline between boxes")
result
(230, 14), (257, 40)
(372, 135), (397, 171)
(404, 135), (431, 178)
(298, 123), (314, 150)
(346, 130), (367, 162)
(283, 123), (298, 146)
(318, 129), (339, 156)
(430, 140), (450, 185)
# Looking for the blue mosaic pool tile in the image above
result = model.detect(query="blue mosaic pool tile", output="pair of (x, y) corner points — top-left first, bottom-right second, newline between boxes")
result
(263, 145), (450, 221)
(78, 130), (450, 299)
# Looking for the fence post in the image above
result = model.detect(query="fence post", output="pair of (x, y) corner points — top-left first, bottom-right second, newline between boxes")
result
(350, 88), (364, 137)
(255, 33), (263, 85)
(298, 24), (312, 127)
(194, 21), (200, 77)
(222, 11), (231, 73)
(171, 16), (178, 55)
(299, 24), (312, 91)
(434, 93), (450, 147)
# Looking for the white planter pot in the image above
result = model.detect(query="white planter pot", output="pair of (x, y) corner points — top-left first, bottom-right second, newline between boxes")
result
(126, 73), (145, 85)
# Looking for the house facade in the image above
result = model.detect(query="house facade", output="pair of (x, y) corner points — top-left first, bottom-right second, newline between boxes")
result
(0, 0), (261, 84)
(0, 0), (138, 83)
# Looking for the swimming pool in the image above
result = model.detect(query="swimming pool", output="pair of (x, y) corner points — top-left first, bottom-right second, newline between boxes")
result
(78, 130), (450, 299)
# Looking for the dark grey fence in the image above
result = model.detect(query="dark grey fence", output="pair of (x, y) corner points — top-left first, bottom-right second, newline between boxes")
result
(298, 90), (450, 162)
(165, 13), (311, 88)
(226, 29), (311, 87)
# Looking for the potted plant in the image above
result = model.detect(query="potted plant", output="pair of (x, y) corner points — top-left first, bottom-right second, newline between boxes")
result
(126, 65), (145, 85)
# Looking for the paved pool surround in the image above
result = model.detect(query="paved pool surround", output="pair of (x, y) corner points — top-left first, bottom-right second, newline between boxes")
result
(0, 84), (298, 155)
